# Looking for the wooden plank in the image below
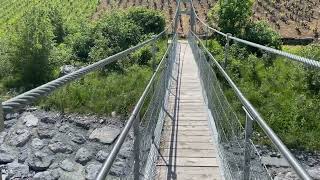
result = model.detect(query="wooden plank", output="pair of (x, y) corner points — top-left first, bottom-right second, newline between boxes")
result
(160, 148), (217, 158)
(157, 167), (221, 180)
(157, 42), (221, 180)
(157, 157), (218, 167)
(161, 141), (215, 149)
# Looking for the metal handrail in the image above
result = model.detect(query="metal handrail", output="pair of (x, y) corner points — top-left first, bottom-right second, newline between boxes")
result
(190, 2), (320, 69)
(1, 33), (164, 113)
(190, 31), (312, 180)
(96, 33), (177, 180)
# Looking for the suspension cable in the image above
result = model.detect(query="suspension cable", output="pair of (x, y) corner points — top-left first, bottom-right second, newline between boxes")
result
(190, 30), (312, 180)
(189, 1), (320, 68)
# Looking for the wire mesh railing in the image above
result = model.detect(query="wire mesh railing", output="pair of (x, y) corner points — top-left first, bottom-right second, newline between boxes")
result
(189, 29), (312, 180)
(189, 31), (271, 180)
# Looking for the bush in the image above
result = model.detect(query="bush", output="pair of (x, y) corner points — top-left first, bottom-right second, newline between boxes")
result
(244, 21), (282, 51)
(127, 8), (165, 35)
(9, 6), (54, 90)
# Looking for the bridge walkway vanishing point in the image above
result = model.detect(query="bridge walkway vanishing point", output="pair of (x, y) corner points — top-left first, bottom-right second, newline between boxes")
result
(156, 40), (222, 180)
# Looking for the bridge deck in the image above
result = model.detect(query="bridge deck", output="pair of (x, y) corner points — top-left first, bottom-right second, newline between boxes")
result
(156, 41), (221, 180)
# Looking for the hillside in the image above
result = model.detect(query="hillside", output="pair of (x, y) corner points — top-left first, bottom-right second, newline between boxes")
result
(93, 0), (320, 39)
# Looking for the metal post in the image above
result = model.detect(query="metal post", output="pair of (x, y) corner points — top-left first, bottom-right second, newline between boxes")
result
(224, 33), (231, 69)
(0, 101), (4, 180)
(133, 114), (141, 180)
(0, 100), (4, 132)
(152, 35), (157, 72)
(206, 26), (208, 47)
(243, 106), (253, 180)
(191, 8), (196, 33)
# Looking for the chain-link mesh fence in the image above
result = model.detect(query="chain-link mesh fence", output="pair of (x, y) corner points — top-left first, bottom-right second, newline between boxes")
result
(188, 32), (271, 180)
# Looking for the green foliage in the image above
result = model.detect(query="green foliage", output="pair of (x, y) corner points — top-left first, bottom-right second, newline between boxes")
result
(132, 47), (153, 66)
(9, 6), (54, 90)
(216, 0), (253, 36)
(207, 39), (320, 150)
(89, 11), (142, 62)
(48, 7), (66, 43)
(244, 21), (282, 51)
(127, 8), (166, 35)
(42, 65), (152, 115)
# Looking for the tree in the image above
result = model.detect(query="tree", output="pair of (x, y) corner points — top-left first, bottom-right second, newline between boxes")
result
(9, 6), (54, 90)
(216, 0), (253, 36)
(127, 8), (166, 35)
(48, 7), (66, 44)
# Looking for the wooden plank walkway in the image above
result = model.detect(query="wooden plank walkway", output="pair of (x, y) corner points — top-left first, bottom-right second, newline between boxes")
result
(156, 41), (222, 180)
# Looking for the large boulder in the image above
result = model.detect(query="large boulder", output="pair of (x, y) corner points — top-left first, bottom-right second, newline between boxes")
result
(28, 151), (54, 171)
(60, 159), (75, 172)
(60, 65), (77, 76)
(48, 141), (73, 154)
(85, 163), (102, 180)
(89, 126), (120, 144)
(8, 129), (31, 147)
(75, 147), (93, 165)
(7, 162), (29, 179)
(21, 112), (39, 127)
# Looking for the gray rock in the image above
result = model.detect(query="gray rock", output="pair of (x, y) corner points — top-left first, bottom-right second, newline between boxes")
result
(28, 151), (54, 171)
(49, 141), (73, 154)
(32, 138), (45, 150)
(18, 149), (28, 163)
(60, 65), (77, 76)
(7, 162), (29, 179)
(60, 159), (75, 172)
(72, 118), (91, 129)
(308, 167), (320, 179)
(119, 145), (132, 159)
(75, 147), (93, 165)
(5, 113), (18, 120)
(85, 163), (102, 180)
(89, 126), (120, 144)
(38, 126), (55, 139)
(58, 162), (85, 180)
(96, 150), (109, 163)
(0, 131), (6, 144)
(0, 152), (14, 163)
(4, 119), (16, 128)
(41, 116), (56, 124)
(284, 171), (299, 179)
(59, 124), (71, 133)
(110, 159), (126, 177)
(33, 170), (60, 180)
(8, 128), (31, 147)
(261, 157), (289, 167)
(22, 112), (39, 127)
(71, 133), (86, 144)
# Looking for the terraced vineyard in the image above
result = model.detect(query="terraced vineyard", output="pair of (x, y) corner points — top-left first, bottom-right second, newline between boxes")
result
(93, 0), (217, 36)
(254, 0), (320, 38)
(94, 0), (320, 39)
(0, 0), (99, 36)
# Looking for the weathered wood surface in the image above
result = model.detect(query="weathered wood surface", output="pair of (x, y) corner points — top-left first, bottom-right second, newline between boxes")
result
(156, 41), (221, 180)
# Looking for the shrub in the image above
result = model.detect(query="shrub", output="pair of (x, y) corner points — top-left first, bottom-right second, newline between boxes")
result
(244, 21), (282, 51)
(127, 7), (165, 35)
(9, 6), (54, 90)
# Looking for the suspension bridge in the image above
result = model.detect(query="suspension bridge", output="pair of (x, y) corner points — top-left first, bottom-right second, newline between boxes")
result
(1, 1), (320, 180)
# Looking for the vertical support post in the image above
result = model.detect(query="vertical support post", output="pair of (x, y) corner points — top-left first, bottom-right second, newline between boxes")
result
(190, 8), (196, 33)
(0, 101), (4, 180)
(243, 106), (253, 180)
(206, 26), (209, 47)
(133, 114), (140, 180)
(0, 100), (4, 132)
(152, 35), (157, 73)
(224, 33), (231, 69)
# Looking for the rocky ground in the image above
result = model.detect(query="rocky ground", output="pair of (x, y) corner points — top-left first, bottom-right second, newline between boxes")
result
(0, 109), (134, 180)
(257, 145), (320, 180)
